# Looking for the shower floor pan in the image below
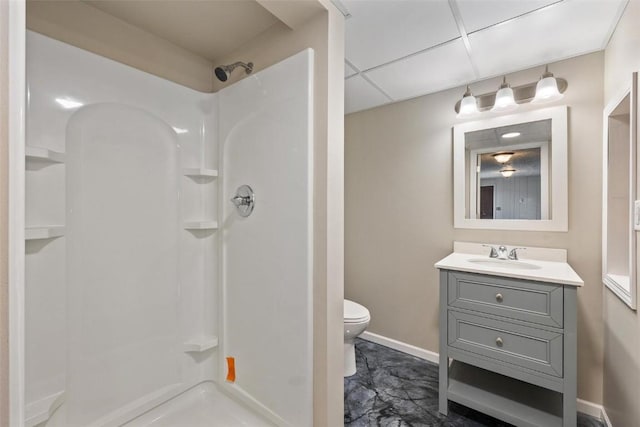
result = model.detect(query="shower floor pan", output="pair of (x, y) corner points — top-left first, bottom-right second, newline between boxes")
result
(124, 382), (274, 427)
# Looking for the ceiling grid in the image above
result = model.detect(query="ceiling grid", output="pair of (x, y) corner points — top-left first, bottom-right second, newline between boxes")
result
(447, 0), (480, 80)
(343, 0), (629, 114)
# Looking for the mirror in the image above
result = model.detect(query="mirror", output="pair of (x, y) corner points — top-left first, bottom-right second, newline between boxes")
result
(468, 120), (549, 220)
(454, 106), (568, 231)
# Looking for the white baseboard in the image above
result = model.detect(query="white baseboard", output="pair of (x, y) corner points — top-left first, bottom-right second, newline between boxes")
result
(601, 406), (613, 427)
(576, 398), (605, 420)
(360, 331), (607, 423)
(360, 331), (439, 364)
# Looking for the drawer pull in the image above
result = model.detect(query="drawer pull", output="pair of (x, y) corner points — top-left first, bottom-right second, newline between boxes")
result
(496, 337), (504, 347)
(495, 293), (504, 303)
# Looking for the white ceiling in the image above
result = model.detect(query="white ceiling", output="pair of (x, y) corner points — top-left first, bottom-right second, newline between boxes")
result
(341, 0), (628, 114)
(465, 119), (551, 150)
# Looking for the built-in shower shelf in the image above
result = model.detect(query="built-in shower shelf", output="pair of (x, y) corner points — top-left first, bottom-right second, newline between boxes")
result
(25, 390), (66, 427)
(26, 146), (66, 163)
(184, 221), (218, 230)
(25, 226), (65, 240)
(183, 168), (218, 178)
(183, 336), (219, 353)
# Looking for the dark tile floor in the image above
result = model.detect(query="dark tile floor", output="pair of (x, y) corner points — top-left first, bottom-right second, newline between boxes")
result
(344, 339), (603, 427)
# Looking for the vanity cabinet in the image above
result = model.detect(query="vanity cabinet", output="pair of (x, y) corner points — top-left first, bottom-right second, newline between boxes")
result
(438, 270), (577, 427)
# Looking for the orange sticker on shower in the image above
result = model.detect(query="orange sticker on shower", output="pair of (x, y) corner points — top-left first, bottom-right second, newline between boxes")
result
(226, 357), (236, 383)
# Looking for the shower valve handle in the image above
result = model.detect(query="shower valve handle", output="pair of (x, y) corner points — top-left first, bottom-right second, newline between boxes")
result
(231, 195), (251, 207)
(230, 185), (255, 217)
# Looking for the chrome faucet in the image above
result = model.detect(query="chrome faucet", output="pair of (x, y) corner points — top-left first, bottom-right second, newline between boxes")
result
(496, 245), (508, 259)
(508, 247), (526, 260)
(483, 245), (523, 260)
(231, 195), (252, 208)
(482, 244), (501, 258)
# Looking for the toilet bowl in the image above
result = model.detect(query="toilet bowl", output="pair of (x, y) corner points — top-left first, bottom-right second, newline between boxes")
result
(344, 299), (370, 377)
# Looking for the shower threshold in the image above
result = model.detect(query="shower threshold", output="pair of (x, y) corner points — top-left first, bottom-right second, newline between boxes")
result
(124, 381), (274, 427)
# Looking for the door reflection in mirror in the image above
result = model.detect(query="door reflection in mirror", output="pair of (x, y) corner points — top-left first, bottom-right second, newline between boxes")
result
(466, 119), (550, 220)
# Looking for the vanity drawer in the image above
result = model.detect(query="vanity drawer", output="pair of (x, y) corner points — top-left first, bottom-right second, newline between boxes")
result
(447, 271), (564, 328)
(448, 310), (563, 378)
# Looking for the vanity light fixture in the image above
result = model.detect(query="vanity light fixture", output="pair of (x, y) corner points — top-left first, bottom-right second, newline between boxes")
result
(456, 85), (479, 118)
(532, 65), (564, 103)
(500, 164), (517, 178)
(492, 152), (514, 164)
(454, 68), (567, 116)
(491, 77), (518, 112)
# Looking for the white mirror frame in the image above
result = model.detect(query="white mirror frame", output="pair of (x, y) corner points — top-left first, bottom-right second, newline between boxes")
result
(453, 105), (568, 231)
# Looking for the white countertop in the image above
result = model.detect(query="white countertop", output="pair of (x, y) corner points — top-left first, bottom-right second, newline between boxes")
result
(435, 246), (584, 287)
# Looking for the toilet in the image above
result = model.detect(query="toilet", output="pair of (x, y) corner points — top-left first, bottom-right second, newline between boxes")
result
(344, 299), (371, 377)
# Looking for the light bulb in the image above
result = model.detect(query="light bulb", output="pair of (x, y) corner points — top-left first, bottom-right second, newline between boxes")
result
(456, 86), (479, 118)
(491, 77), (517, 112)
(492, 152), (514, 163)
(532, 65), (563, 103)
(532, 76), (563, 103)
(500, 165), (516, 178)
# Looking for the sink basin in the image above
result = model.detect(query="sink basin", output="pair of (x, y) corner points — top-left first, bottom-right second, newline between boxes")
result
(467, 258), (541, 270)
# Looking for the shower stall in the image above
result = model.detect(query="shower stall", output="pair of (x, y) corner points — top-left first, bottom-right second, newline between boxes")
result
(21, 30), (313, 426)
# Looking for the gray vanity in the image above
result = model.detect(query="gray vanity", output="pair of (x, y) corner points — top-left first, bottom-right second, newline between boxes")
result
(436, 243), (583, 427)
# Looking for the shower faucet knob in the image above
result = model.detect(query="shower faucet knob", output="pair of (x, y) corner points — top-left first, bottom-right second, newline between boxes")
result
(231, 195), (250, 207)
(230, 185), (255, 217)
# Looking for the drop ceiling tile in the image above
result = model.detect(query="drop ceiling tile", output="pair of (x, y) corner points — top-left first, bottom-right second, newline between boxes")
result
(345, 75), (391, 114)
(344, 0), (460, 71)
(345, 61), (358, 78)
(365, 39), (475, 101)
(455, 0), (559, 33)
(469, 0), (627, 77)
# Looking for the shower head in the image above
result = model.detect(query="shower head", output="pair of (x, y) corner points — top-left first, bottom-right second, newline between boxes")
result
(214, 61), (254, 82)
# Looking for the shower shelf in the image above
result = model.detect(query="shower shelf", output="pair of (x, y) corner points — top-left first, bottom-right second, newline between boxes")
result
(184, 221), (218, 230)
(25, 390), (66, 427)
(183, 168), (218, 178)
(26, 146), (66, 163)
(25, 226), (65, 240)
(183, 335), (219, 353)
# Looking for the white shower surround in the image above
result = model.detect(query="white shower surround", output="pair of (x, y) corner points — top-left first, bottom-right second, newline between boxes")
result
(22, 30), (313, 427)
(219, 49), (314, 427)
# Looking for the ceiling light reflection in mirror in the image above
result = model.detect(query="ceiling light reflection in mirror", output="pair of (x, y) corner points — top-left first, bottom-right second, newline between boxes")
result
(466, 118), (551, 221)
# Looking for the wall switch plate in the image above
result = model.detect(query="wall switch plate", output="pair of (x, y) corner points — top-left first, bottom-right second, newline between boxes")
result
(635, 200), (640, 230)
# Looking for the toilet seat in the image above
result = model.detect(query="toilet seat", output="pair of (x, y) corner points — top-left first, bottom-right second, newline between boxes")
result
(344, 299), (370, 323)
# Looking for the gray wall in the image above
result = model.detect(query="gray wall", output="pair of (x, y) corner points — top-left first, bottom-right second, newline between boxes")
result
(345, 51), (604, 404)
(481, 176), (541, 220)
